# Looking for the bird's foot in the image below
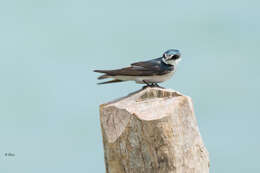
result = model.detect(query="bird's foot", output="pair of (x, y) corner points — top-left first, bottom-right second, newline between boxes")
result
(142, 80), (152, 89)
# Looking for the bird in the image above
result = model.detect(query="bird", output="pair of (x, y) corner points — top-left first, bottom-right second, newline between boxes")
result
(94, 49), (181, 87)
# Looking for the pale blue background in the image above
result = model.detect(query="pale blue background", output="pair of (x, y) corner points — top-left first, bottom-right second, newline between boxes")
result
(0, 0), (259, 172)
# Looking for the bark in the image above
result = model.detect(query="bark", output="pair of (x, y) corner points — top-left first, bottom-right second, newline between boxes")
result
(99, 87), (209, 173)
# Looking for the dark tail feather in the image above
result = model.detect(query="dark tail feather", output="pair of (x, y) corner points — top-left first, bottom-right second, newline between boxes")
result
(94, 70), (112, 79)
(94, 70), (110, 79)
(98, 79), (124, 85)
(98, 74), (109, 79)
(94, 70), (109, 73)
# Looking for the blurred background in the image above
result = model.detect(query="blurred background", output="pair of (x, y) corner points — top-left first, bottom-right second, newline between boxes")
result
(0, 0), (259, 172)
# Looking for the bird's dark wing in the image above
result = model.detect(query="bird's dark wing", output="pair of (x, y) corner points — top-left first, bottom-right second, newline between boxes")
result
(130, 59), (171, 75)
(94, 58), (173, 76)
(131, 59), (160, 69)
(95, 67), (156, 76)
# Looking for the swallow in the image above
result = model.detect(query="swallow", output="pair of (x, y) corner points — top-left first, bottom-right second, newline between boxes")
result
(94, 49), (181, 87)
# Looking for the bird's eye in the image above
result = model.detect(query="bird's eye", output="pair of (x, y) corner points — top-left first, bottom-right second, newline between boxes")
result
(172, 55), (179, 60)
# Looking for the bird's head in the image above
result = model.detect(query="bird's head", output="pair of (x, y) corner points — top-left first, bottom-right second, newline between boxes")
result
(162, 49), (181, 66)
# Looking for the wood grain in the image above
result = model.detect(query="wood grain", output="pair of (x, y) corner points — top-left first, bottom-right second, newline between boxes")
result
(100, 87), (209, 173)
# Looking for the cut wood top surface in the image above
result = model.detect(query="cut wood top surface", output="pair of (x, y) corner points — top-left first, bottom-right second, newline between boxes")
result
(101, 87), (190, 121)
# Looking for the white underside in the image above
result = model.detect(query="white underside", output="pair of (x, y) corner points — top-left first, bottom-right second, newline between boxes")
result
(110, 71), (175, 84)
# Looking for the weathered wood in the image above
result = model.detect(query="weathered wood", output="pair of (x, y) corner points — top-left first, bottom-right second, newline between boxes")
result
(100, 87), (209, 173)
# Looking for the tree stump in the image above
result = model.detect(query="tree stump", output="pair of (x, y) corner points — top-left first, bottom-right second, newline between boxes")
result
(99, 87), (209, 173)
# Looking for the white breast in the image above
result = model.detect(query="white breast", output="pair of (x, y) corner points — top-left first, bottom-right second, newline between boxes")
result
(135, 71), (175, 84)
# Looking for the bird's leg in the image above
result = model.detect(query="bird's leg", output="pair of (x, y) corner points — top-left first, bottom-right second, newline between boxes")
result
(142, 80), (152, 89)
(143, 80), (150, 86)
(142, 81), (164, 89)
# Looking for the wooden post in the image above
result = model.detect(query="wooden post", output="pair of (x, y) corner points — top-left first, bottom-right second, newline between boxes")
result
(100, 87), (209, 173)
